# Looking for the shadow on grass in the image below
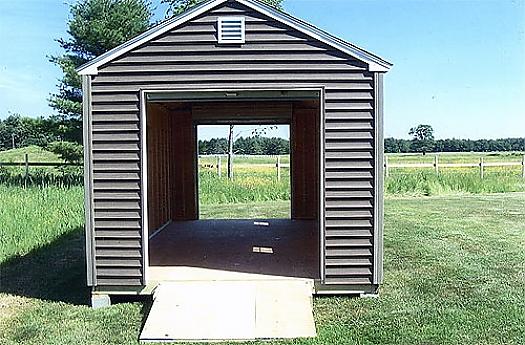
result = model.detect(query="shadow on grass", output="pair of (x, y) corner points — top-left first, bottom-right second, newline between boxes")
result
(0, 227), (90, 305)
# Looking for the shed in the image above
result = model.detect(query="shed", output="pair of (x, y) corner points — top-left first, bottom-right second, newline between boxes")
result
(78, 0), (391, 305)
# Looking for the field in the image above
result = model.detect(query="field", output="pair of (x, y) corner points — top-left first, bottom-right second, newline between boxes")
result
(1, 148), (524, 343)
(385, 152), (525, 195)
(0, 146), (82, 186)
(198, 152), (525, 200)
(0, 146), (62, 162)
(1, 148), (524, 196)
(386, 151), (524, 164)
(198, 158), (290, 205)
(1, 186), (524, 344)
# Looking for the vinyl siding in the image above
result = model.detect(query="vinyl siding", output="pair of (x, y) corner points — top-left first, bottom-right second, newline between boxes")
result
(88, 0), (378, 287)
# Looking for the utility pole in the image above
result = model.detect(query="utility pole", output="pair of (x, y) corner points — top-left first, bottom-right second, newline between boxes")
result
(12, 133), (15, 149)
(227, 124), (234, 180)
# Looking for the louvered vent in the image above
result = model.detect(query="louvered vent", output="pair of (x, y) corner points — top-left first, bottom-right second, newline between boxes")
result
(217, 17), (245, 44)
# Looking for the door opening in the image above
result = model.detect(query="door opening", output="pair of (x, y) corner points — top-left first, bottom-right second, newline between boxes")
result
(145, 95), (321, 281)
(197, 124), (291, 219)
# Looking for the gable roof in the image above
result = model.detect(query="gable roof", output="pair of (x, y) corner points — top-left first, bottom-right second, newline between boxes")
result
(77, 0), (392, 75)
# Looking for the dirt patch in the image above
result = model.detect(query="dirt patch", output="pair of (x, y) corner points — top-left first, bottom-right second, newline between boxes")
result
(0, 294), (30, 328)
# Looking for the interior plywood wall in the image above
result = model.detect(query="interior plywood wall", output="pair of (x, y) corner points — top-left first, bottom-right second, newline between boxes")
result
(147, 103), (197, 234)
(291, 101), (320, 220)
(146, 100), (319, 234)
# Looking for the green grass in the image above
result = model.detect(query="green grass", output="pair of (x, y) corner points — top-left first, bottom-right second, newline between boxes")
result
(386, 151), (525, 164)
(200, 200), (290, 219)
(387, 170), (525, 196)
(0, 146), (61, 162)
(1, 187), (524, 344)
(1, 150), (524, 195)
(198, 153), (525, 199)
(199, 154), (290, 165)
(198, 170), (290, 205)
(0, 185), (84, 263)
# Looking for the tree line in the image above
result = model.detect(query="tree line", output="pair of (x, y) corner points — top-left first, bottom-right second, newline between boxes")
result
(2, 115), (524, 155)
(385, 137), (525, 153)
(0, 114), (80, 150)
(198, 137), (289, 155)
(386, 124), (524, 153)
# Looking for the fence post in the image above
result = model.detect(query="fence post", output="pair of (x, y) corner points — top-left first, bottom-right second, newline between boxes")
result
(276, 155), (281, 181)
(217, 155), (222, 178)
(522, 154), (525, 178)
(434, 155), (439, 175)
(24, 153), (29, 188)
(384, 155), (389, 178)
(480, 157), (484, 179)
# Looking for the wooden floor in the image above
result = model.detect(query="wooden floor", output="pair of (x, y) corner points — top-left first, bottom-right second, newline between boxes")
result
(148, 219), (320, 280)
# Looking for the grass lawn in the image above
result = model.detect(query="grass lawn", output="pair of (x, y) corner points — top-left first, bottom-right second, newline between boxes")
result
(1, 187), (524, 344)
(0, 146), (61, 162)
(386, 151), (525, 164)
(200, 200), (290, 219)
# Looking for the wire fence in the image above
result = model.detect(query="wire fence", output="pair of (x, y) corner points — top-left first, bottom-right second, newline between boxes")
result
(199, 155), (290, 180)
(0, 153), (83, 187)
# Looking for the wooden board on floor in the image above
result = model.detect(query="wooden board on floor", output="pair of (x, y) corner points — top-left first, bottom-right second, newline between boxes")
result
(255, 280), (316, 339)
(139, 280), (316, 342)
(140, 281), (256, 342)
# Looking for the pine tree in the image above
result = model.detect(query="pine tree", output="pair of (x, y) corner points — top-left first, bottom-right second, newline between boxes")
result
(49, 0), (153, 142)
(162, 0), (284, 17)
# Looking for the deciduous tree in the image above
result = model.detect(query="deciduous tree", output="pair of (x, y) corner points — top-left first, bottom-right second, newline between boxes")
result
(409, 124), (435, 155)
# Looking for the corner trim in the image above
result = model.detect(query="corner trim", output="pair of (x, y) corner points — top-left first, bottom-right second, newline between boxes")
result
(140, 90), (150, 285)
(82, 75), (96, 286)
(373, 72), (385, 284)
(319, 87), (326, 283)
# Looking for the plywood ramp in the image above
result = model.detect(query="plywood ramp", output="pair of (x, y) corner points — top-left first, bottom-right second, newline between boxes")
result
(140, 280), (316, 342)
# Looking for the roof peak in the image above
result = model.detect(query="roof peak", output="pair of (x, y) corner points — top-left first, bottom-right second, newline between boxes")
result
(77, 0), (392, 75)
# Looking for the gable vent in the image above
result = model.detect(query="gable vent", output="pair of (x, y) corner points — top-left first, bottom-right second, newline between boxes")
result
(217, 17), (245, 44)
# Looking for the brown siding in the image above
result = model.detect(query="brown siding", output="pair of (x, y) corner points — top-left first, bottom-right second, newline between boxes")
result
(89, 0), (376, 287)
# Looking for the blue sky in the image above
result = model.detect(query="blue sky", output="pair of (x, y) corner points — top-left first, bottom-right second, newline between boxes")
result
(0, 0), (524, 140)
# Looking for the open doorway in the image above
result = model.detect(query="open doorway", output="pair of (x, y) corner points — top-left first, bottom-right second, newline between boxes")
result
(197, 124), (291, 219)
(145, 93), (321, 281)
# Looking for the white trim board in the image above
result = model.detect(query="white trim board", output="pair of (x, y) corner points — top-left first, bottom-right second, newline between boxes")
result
(77, 0), (392, 75)
(141, 86), (324, 286)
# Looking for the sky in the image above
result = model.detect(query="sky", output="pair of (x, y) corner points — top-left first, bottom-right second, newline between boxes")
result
(0, 0), (524, 140)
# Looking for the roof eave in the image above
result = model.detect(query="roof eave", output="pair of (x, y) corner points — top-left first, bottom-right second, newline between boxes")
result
(76, 0), (228, 75)
(237, 0), (392, 72)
